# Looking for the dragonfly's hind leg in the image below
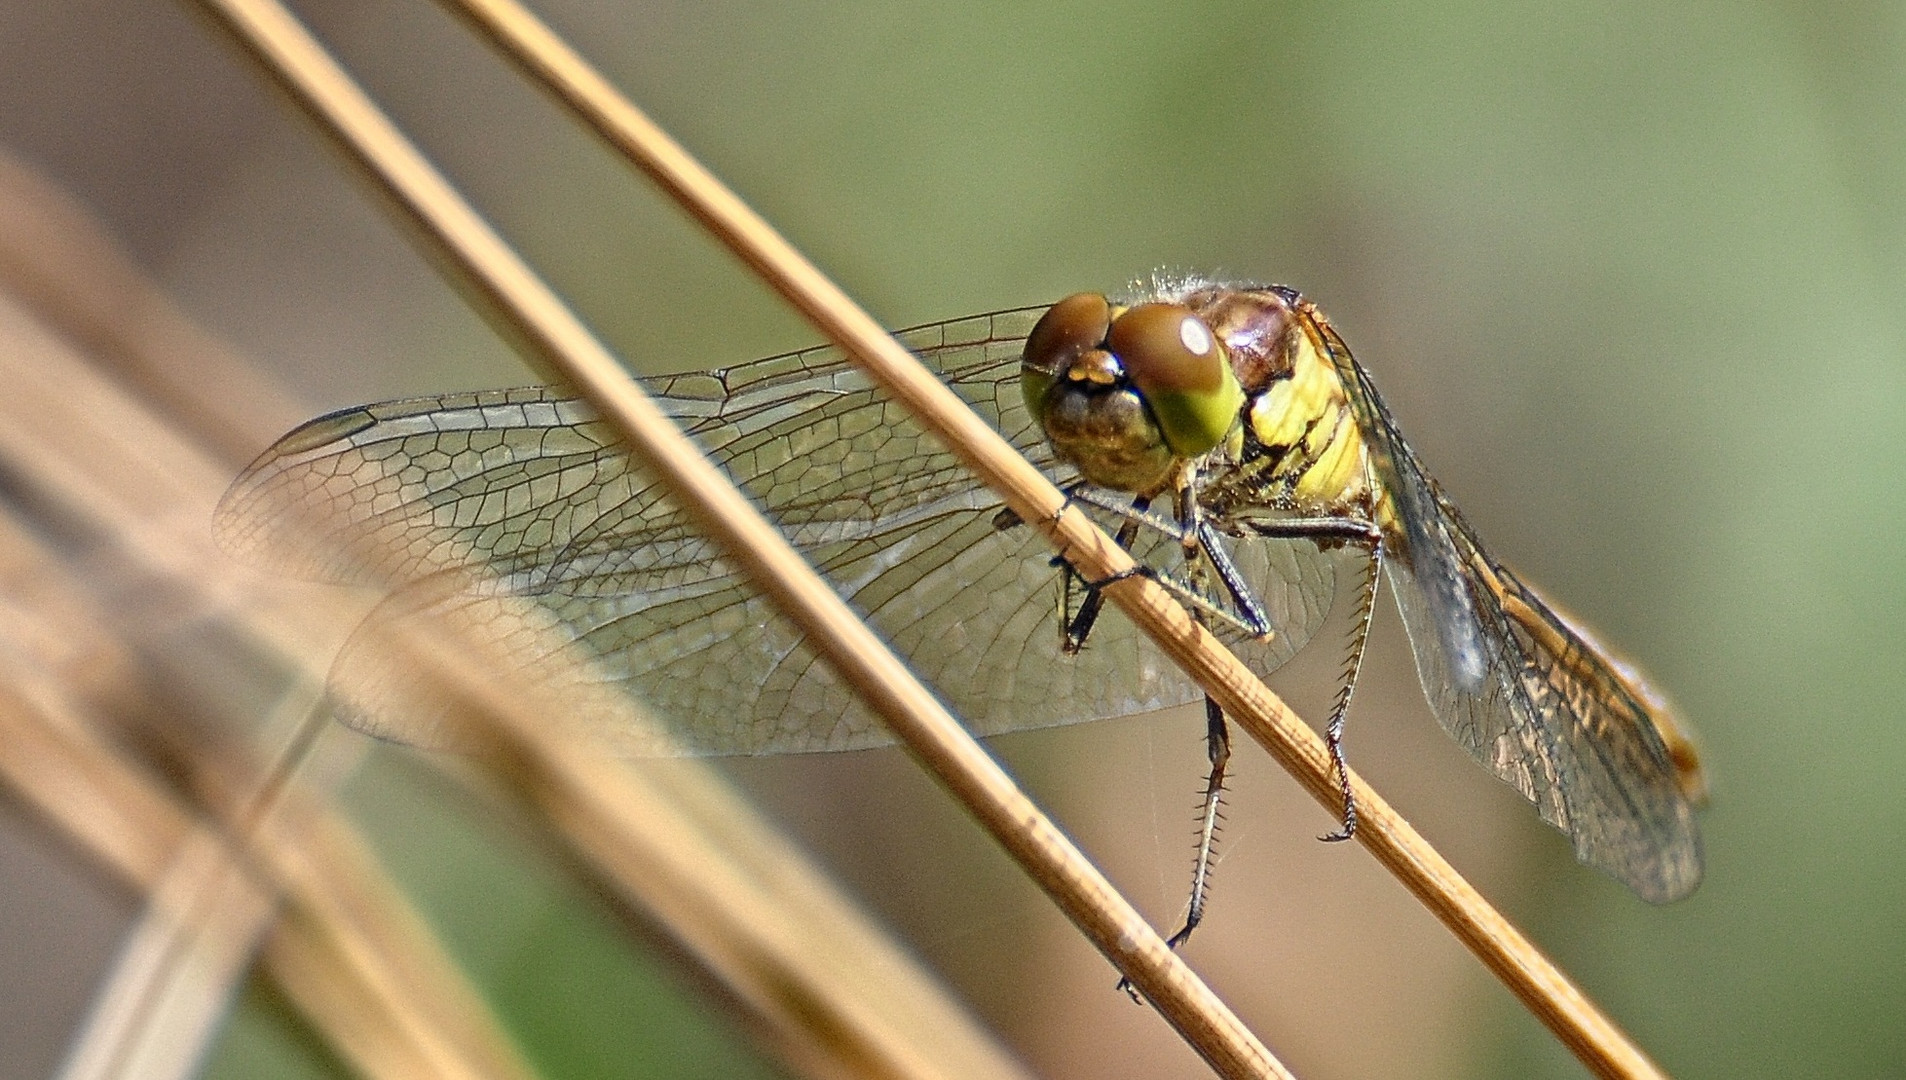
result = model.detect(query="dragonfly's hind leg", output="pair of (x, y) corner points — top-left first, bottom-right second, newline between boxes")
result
(1119, 696), (1231, 1001)
(1241, 516), (1383, 841)
(1316, 533), (1382, 841)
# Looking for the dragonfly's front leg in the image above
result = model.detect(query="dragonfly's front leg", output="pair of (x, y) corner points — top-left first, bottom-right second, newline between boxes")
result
(1040, 484), (1277, 642)
(1060, 494), (1149, 654)
(992, 484), (1178, 654)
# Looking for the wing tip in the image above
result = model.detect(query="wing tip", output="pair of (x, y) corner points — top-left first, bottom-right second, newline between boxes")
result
(1584, 820), (1705, 904)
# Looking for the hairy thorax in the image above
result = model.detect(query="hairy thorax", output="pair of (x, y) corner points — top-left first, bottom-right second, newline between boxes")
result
(1167, 284), (1377, 526)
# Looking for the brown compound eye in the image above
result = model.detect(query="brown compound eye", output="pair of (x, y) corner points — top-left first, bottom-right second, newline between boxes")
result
(1104, 302), (1243, 458)
(1105, 302), (1222, 396)
(1022, 292), (1113, 376)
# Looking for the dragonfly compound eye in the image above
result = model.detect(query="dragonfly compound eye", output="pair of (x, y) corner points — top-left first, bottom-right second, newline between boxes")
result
(1105, 303), (1245, 458)
(1020, 292), (1114, 419)
(1023, 292), (1182, 492)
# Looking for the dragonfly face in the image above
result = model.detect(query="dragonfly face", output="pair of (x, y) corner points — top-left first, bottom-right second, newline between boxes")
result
(1020, 292), (1245, 493)
(216, 275), (1705, 909)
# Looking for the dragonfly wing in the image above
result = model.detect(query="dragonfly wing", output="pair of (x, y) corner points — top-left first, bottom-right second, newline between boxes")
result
(330, 479), (1342, 755)
(212, 386), (625, 585)
(214, 310), (1055, 586)
(1322, 329), (1701, 901)
(222, 308), (1338, 754)
(1482, 563), (1703, 900)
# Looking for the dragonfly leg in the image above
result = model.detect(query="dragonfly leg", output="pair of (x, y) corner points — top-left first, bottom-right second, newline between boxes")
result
(1197, 519), (1273, 639)
(1119, 695), (1231, 1001)
(1171, 695), (1231, 949)
(1067, 514), (1135, 651)
(1241, 515), (1382, 548)
(1057, 496), (1149, 654)
(1049, 488), (1278, 650)
(1066, 485), (1195, 544)
(1241, 516), (1383, 841)
(1103, 475), (1280, 642)
(1072, 561), (1275, 642)
(1048, 482), (1274, 644)
(1327, 531), (1384, 840)
(1172, 468), (1277, 640)
(990, 480), (1088, 533)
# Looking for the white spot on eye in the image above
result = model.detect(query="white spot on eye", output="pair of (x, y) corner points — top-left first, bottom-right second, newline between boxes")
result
(1178, 316), (1213, 356)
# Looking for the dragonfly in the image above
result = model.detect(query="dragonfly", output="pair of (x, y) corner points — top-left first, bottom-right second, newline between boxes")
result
(216, 276), (1706, 956)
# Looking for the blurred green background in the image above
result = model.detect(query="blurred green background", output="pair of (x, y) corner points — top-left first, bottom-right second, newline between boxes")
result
(2, 1), (1902, 1077)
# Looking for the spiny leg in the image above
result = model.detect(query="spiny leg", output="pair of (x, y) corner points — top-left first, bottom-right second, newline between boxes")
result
(1170, 695), (1232, 948)
(1120, 695), (1231, 1001)
(1236, 515), (1384, 842)
(1014, 485), (1241, 978)
(1161, 476), (1232, 946)
(1318, 533), (1382, 842)
(1116, 478), (1234, 999)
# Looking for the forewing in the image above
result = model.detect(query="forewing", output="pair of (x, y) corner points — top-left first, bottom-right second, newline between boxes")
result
(214, 310), (1056, 586)
(1319, 323), (1701, 901)
(222, 309), (1339, 754)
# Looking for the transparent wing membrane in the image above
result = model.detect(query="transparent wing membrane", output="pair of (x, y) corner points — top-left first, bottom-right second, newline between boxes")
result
(1318, 323), (1701, 902)
(218, 309), (1343, 755)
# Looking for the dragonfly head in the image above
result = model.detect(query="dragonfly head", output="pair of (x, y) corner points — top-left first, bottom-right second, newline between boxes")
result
(1022, 292), (1245, 493)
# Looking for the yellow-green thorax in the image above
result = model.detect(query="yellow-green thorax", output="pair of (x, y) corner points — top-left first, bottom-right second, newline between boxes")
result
(1185, 284), (1397, 537)
(1238, 303), (1373, 516)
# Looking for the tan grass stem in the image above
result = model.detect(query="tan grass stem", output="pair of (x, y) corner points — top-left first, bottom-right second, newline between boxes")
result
(0, 283), (539, 1079)
(0, 665), (535, 1080)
